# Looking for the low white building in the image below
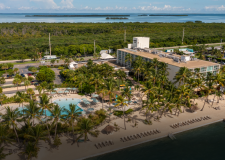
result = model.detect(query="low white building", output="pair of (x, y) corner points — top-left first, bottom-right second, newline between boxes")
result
(68, 62), (78, 70)
(100, 53), (115, 59)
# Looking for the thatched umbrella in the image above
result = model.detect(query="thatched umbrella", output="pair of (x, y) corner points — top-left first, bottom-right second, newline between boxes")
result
(191, 105), (199, 112)
(102, 125), (115, 135)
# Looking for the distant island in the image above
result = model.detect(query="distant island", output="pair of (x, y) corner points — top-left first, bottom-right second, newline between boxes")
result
(138, 14), (148, 16)
(106, 17), (128, 19)
(149, 15), (188, 16)
(25, 15), (130, 17)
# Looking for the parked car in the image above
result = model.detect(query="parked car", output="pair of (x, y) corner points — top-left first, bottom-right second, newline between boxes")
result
(6, 75), (12, 79)
(21, 74), (25, 77)
(28, 73), (32, 76)
(221, 62), (225, 65)
(31, 80), (38, 84)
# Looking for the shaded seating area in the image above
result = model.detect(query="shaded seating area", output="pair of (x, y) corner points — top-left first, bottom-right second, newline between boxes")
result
(102, 125), (115, 135)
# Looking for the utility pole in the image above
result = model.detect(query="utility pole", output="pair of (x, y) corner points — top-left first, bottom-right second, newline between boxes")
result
(94, 40), (96, 53)
(182, 28), (184, 45)
(124, 29), (126, 43)
(49, 33), (51, 56)
(221, 39), (223, 47)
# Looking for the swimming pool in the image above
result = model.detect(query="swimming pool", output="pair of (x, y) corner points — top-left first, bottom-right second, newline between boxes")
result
(20, 98), (84, 116)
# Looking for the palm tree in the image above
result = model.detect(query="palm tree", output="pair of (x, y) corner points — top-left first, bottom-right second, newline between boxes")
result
(13, 78), (21, 90)
(23, 100), (41, 126)
(16, 91), (28, 115)
(1, 64), (8, 72)
(24, 125), (48, 145)
(125, 54), (133, 67)
(0, 124), (13, 147)
(76, 118), (99, 146)
(115, 70), (126, 87)
(97, 88), (107, 110)
(39, 93), (52, 143)
(19, 142), (39, 160)
(0, 77), (5, 86)
(90, 73), (103, 93)
(24, 80), (31, 91)
(2, 107), (21, 143)
(35, 85), (42, 95)
(63, 104), (82, 141)
(114, 95), (128, 130)
(104, 78), (116, 108)
(201, 83), (215, 111)
(64, 58), (70, 66)
(13, 68), (19, 74)
(27, 88), (34, 100)
(133, 56), (143, 82)
(174, 67), (191, 86)
(77, 74), (85, 94)
(122, 85), (133, 103)
(49, 104), (64, 140)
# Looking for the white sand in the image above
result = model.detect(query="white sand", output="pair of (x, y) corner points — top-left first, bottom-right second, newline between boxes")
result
(3, 94), (225, 160)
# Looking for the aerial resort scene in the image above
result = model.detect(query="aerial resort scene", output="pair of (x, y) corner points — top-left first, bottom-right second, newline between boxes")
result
(1, 1), (225, 160)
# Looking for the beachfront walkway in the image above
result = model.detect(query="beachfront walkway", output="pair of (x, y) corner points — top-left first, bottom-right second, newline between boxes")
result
(3, 94), (225, 160)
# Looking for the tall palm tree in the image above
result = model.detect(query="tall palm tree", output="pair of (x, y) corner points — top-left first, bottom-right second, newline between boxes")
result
(39, 93), (52, 143)
(122, 85), (133, 103)
(63, 104), (82, 141)
(49, 104), (64, 140)
(0, 124), (13, 147)
(27, 88), (34, 100)
(24, 125), (48, 145)
(35, 85), (42, 95)
(97, 88), (107, 110)
(90, 73), (103, 93)
(24, 80), (31, 91)
(23, 100), (41, 126)
(76, 118), (99, 146)
(2, 107), (21, 143)
(104, 78), (116, 108)
(16, 91), (28, 115)
(114, 95), (128, 130)
(125, 54), (133, 68)
(174, 67), (191, 86)
(13, 78), (21, 90)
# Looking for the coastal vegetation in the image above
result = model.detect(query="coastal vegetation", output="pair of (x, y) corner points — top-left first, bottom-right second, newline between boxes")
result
(1, 23), (225, 60)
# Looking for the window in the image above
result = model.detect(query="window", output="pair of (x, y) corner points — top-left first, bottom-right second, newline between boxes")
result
(207, 66), (213, 71)
(213, 71), (217, 75)
(214, 65), (219, 70)
(200, 67), (206, 72)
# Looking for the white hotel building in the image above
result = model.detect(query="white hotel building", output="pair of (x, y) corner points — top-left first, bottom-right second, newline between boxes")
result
(117, 37), (220, 83)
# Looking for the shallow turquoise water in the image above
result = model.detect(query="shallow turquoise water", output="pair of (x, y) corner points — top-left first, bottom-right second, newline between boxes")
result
(20, 98), (83, 116)
(87, 122), (225, 160)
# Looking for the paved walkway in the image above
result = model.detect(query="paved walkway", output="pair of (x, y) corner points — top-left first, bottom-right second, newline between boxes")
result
(3, 85), (36, 94)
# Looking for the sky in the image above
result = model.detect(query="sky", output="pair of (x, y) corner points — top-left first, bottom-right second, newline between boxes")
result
(0, 0), (225, 13)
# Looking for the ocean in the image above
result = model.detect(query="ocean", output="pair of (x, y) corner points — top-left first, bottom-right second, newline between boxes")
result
(0, 13), (225, 23)
(86, 121), (225, 160)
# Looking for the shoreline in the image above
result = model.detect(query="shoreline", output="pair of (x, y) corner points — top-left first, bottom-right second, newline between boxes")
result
(81, 118), (224, 160)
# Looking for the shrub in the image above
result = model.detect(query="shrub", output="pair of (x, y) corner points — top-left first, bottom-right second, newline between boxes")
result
(113, 109), (133, 116)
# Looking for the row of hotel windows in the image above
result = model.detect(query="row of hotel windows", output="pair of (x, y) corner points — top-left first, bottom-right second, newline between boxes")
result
(118, 51), (220, 75)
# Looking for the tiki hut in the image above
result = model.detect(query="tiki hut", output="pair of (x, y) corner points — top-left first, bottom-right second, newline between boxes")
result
(102, 125), (115, 135)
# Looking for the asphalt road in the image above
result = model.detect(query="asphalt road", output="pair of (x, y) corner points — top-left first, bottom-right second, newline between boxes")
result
(4, 89), (26, 94)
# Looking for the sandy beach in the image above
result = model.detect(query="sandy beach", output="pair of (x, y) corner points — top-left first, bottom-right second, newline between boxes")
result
(3, 93), (225, 160)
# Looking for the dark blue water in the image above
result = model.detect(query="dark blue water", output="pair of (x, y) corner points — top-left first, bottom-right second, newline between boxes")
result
(87, 121), (225, 160)
(0, 13), (225, 23)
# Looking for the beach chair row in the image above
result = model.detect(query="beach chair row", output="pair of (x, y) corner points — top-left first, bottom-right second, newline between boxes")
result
(95, 140), (114, 149)
(120, 129), (161, 142)
(170, 116), (211, 129)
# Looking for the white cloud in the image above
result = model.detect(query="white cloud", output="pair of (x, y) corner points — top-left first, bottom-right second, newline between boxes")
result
(136, 4), (190, 11)
(18, 6), (32, 10)
(0, 3), (10, 10)
(61, 0), (74, 8)
(30, 0), (59, 9)
(205, 5), (225, 11)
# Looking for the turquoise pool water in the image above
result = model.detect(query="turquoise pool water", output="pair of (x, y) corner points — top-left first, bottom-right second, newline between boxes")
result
(20, 98), (83, 116)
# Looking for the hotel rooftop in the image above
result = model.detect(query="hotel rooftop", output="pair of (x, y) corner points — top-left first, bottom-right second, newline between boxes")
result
(118, 48), (218, 69)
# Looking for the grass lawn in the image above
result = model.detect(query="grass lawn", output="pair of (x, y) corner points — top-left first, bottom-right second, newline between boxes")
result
(11, 61), (39, 65)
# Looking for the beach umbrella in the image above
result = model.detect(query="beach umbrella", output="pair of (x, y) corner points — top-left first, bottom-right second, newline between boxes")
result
(87, 108), (94, 111)
(54, 88), (58, 91)
(64, 90), (69, 93)
(58, 91), (64, 94)
(102, 125), (115, 135)
(66, 88), (72, 90)
(51, 92), (56, 94)
(92, 94), (99, 98)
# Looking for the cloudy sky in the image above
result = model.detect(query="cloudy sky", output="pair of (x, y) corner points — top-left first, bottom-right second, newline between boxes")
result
(0, 0), (225, 13)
